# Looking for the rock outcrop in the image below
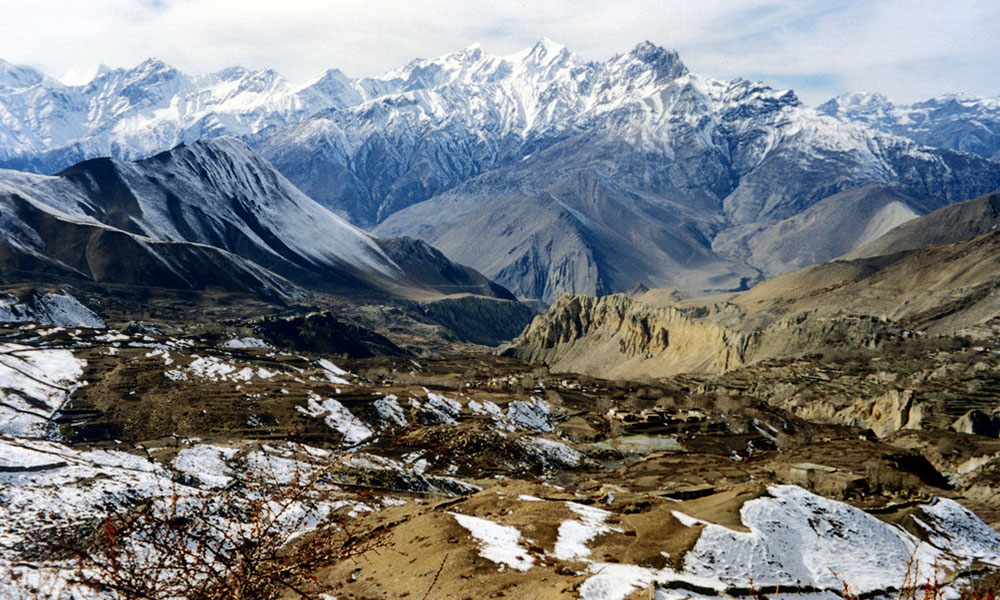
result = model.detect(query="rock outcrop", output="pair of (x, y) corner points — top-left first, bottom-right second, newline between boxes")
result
(506, 221), (1000, 379)
(791, 389), (929, 439)
(504, 292), (918, 378)
(953, 409), (1000, 438)
(505, 294), (754, 378)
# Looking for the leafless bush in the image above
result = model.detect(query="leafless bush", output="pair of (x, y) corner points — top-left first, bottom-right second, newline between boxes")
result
(43, 449), (385, 600)
(836, 554), (997, 600)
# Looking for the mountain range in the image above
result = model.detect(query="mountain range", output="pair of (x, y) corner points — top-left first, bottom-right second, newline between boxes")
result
(1, 41), (999, 304)
(819, 92), (1000, 162)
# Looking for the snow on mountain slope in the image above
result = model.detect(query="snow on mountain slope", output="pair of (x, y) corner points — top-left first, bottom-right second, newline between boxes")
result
(0, 176), (306, 300)
(820, 91), (1000, 162)
(0, 290), (106, 328)
(2, 43), (1000, 302)
(267, 40), (998, 228)
(0, 58), (380, 172)
(65, 136), (399, 279)
(0, 137), (400, 293)
(0, 138), (513, 301)
(265, 41), (1000, 299)
(259, 41), (707, 226)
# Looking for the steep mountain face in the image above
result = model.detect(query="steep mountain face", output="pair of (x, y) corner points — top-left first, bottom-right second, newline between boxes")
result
(375, 168), (755, 300)
(3, 45), (1000, 303)
(743, 183), (940, 275)
(0, 137), (512, 302)
(259, 40), (1000, 302)
(819, 92), (1000, 162)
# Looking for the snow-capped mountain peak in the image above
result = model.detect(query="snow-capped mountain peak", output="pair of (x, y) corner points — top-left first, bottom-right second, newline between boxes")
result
(818, 91), (893, 121)
(0, 59), (48, 89)
(0, 55), (382, 169)
(0, 40), (690, 173)
(522, 37), (568, 64)
(58, 62), (111, 86)
(621, 40), (688, 81)
(820, 90), (1000, 161)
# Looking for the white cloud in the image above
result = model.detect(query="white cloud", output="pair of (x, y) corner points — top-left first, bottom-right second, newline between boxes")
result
(0, 0), (996, 105)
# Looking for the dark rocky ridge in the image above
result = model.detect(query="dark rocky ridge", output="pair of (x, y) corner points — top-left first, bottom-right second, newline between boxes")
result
(0, 138), (517, 305)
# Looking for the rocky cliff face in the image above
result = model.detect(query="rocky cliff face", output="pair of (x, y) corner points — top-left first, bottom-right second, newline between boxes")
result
(505, 294), (753, 378)
(504, 293), (917, 378)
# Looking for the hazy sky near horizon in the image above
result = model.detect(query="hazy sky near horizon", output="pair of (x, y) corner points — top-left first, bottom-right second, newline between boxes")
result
(0, 0), (997, 105)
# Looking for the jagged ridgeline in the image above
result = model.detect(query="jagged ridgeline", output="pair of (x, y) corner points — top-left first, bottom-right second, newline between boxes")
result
(2, 42), (999, 304)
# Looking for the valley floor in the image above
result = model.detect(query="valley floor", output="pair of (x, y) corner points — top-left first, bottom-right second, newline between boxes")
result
(2, 320), (1000, 600)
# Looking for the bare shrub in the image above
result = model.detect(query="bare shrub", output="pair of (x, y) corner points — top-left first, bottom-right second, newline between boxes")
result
(43, 449), (384, 600)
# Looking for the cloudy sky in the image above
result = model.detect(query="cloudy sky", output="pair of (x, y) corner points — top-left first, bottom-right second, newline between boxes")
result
(0, 0), (997, 105)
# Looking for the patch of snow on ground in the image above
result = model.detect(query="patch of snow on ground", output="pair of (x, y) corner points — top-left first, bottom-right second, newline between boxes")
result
(0, 344), (86, 438)
(468, 397), (557, 432)
(1, 439), (360, 597)
(341, 452), (480, 496)
(173, 444), (239, 488)
(188, 355), (238, 380)
(164, 354), (269, 383)
(297, 392), (373, 446)
(94, 332), (129, 343)
(237, 448), (327, 486)
(681, 485), (945, 594)
(517, 436), (582, 469)
(318, 358), (347, 375)
(0, 438), (175, 552)
(0, 291), (106, 328)
(506, 396), (555, 432)
(914, 497), (1000, 566)
(553, 502), (619, 560)
(468, 399), (510, 429)
(671, 510), (710, 528)
(222, 337), (271, 349)
(425, 390), (461, 422)
(374, 394), (407, 428)
(409, 390), (462, 425)
(145, 348), (174, 366)
(574, 484), (1000, 600)
(579, 563), (662, 600)
(317, 358), (350, 384)
(450, 512), (535, 572)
